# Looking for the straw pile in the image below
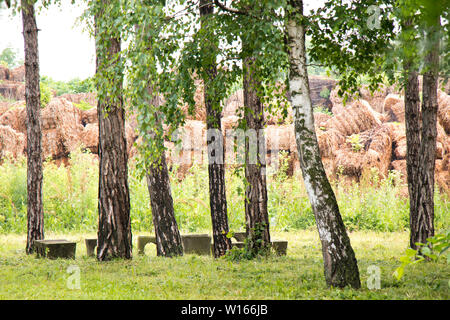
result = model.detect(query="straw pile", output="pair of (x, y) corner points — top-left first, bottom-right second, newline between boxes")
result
(0, 106), (26, 133)
(0, 125), (26, 159)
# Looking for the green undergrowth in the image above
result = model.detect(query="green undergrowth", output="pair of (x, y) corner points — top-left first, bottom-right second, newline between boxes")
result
(0, 149), (448, 235)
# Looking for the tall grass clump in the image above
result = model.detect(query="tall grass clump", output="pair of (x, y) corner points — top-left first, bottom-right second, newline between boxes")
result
(0, 150), (448, 234)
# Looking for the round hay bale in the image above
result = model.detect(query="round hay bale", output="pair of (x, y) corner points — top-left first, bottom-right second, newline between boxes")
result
(437, 91), (450, 134)
(314, 112), (332, 128)
(0, 65), (11, 81)
(80, 123), (99, 154)
(0, 106), (26, 133)
(10, 65), (25, 82)
(0, 125), (25, 159)
(265, 124), (293, 151)
(334, 148), (363, 177)
(81, 107), (98, 126)
(317, 129), (345, 158)
(383, 94), (403, 114)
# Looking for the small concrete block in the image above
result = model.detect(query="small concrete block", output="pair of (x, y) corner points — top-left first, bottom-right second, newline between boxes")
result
(34, 240), (77, 259)
(137, 236), (156, 255)
(181, 234), (212, 255)
(85, 238), (97, 257)
(233, 232), (247, 242)
(271, 240), (288, 256)
(232, 241), (245, 249)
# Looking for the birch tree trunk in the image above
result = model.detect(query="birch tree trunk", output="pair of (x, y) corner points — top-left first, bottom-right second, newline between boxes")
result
(22, 0), (44, 254)
(200, 0), (232, 257)
(287, 0), (360, 288)
(95, 3), (132, 261)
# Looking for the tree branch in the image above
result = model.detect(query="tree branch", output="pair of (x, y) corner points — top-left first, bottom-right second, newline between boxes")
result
(213, 0), (247, 15)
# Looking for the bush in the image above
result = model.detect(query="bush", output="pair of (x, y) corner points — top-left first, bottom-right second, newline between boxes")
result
(346, 134), (363, 152)
(313, 105), (333, 116)
(40, 81), (53, 108)
(319, 86), (331, 99)
(41, 76), (95, 96)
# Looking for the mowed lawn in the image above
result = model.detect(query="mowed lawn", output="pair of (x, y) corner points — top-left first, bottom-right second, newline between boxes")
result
(0, 230), (448, 300)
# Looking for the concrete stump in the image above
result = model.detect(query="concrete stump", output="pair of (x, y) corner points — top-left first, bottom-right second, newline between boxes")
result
(181, 234), (211, 255)
(85, 238), (97, 257)
(34, 240), (77, 259)
(137, 234), (212, 255)
(272, 240), (288, 256)
(137, 236), (156, 255)
(232, 241), (245, 249)
(232, 232), (247, 242)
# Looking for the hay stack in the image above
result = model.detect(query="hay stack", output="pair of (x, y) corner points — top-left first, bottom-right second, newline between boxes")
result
(177, 120), (206, 152)
(41, 98), (84, 158)
(437, 90), (450, 134)
(359, 85), (391, 113)
(80, 123), (99, 154)
(330, 87), (354, 107)
(0, 106), (26, 133)
(221, 115), (239, 133)
(0, 101), (11, 116)
(361, 125), (392, 177)
(383, 94), (402, 114)
(265, 124), (293, 151)
(316, 129), (345, 158)
(331, 103), (345, 115)
(314, 112), (332, 128)
(10, 66), (25, 82)
(322, 100), (381, 137)
(0, 66), (10, 81)
(0, 81), (25, 100)
(81, 107), (98, 125)
(384, 122), (407, 160)
(333, 125), (392, 180)
(0, 125), (26, 159)
(334, 148), (363, 177)
(60, 92), (97, 107)
(386, 101), (405, 123)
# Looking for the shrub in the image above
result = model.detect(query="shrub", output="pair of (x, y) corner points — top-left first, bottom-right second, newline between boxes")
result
(346, 134), (363, 152)
(73, 100), (95, 111)
(313, 105), (333, 116)
(319, 86), (331, 99)
(40, 81), (53, 108)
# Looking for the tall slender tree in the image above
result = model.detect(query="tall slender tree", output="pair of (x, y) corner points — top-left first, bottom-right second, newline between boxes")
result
(124, 2), (184, 257)
(22, 0), (44, 254)
(286, 0), (361, 288)
(242, 52), (270, 252)
(213, 0), (272, 254)
(402, 16), (422, 250)
(94, 0), (132, 261)
(145, 94), (183, 257)
(200, 0), (232, 257)
(409, 3), (440, 250)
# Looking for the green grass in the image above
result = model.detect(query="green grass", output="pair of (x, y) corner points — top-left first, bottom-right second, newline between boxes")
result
(0, 149), (448, 235)
(0, 231), (448, 299)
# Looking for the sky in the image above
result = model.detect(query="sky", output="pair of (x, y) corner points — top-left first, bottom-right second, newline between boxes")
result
(0, 1), (324, 82)
(0, 2), (95, 81)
